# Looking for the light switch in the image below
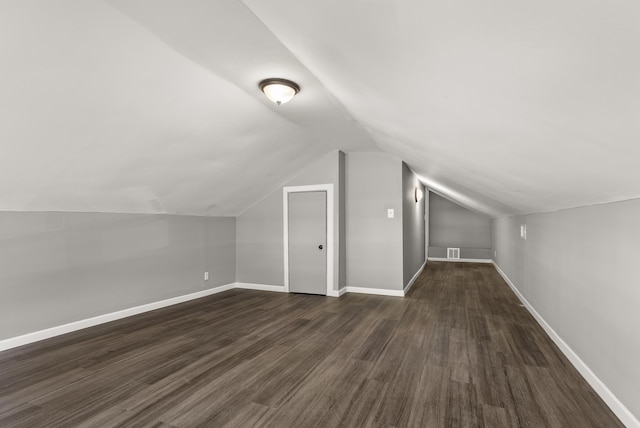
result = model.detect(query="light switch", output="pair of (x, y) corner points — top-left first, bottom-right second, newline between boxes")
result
(387, 209), (394, 218)
(520, 224), (527, 240)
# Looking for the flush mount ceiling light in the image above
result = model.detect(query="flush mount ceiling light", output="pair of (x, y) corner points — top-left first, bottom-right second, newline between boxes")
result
(259, 78), (300, 105)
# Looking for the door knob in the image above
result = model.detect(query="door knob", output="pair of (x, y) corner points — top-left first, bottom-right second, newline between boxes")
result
(318, 244), (323, 250)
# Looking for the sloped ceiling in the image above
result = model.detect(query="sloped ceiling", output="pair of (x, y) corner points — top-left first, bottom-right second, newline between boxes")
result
(2, 0), (639, 217)
(0, 0), (376, 216)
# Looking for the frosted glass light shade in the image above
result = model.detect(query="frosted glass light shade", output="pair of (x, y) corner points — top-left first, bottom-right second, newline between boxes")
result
(259, 78), (300, 105)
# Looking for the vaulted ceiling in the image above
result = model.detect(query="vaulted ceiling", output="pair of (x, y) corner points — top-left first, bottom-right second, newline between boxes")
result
(2, 0), (639, 217)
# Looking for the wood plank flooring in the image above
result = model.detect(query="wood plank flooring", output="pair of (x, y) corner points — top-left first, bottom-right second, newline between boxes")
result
(0, 262), (623, 427)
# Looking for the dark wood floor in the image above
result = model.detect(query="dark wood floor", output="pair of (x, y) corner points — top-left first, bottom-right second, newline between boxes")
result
(0, 262), (623, 427)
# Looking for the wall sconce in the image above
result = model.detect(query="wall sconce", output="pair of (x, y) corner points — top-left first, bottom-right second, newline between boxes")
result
(259, 78), (300, 105)
(415, 187), (424, 202)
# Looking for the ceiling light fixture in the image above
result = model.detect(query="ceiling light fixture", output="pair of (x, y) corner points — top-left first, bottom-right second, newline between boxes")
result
(259, 78), (300, 105)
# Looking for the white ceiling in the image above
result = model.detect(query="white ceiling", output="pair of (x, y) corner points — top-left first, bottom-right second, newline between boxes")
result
(2, 0), (639, 217)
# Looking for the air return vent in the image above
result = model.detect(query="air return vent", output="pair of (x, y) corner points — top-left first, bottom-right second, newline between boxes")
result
(447, 248), (460, 260)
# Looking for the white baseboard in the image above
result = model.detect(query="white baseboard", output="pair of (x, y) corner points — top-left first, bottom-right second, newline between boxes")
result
(234, 282), (285, 293)
(428, 257), (492, 263)
(404, 259), (427, 295)
(492, 262), (640, 428)
(0, 283), (235, 353)
(0, 279), (404, 353)
(327, 287), (346, 297)
(345, 286), (404, 297)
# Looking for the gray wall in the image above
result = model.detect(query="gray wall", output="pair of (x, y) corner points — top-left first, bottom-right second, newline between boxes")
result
(237, 150), (410, 292)
(424, 192), (429, 260)
(235, 190), (283, 286)
(338, 151), (346, 288)
(236, 150), (344, 289)
(0, 212), (235, 340)
(429, 191), (492, 259)
(427, 247), (493, 260)
(346, 152), (403, 290)
(492, 199), (640, 422)
(402, 163), (425, 287)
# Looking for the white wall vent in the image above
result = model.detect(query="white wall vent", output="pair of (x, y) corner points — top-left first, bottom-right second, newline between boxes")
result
(447, 248), (460, 260)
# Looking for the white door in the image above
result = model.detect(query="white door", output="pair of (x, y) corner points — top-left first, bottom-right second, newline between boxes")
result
(288, 191), (327, 295)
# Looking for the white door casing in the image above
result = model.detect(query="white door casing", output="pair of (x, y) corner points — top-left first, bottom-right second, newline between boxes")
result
(283, 184), (334, 296)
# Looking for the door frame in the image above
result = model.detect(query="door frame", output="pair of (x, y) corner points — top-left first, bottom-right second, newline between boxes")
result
(283, 184), (334, 296)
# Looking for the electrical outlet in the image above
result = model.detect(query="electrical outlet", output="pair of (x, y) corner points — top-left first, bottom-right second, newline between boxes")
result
(387, 209), (394, 218)
(204, 271), (209, 281)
